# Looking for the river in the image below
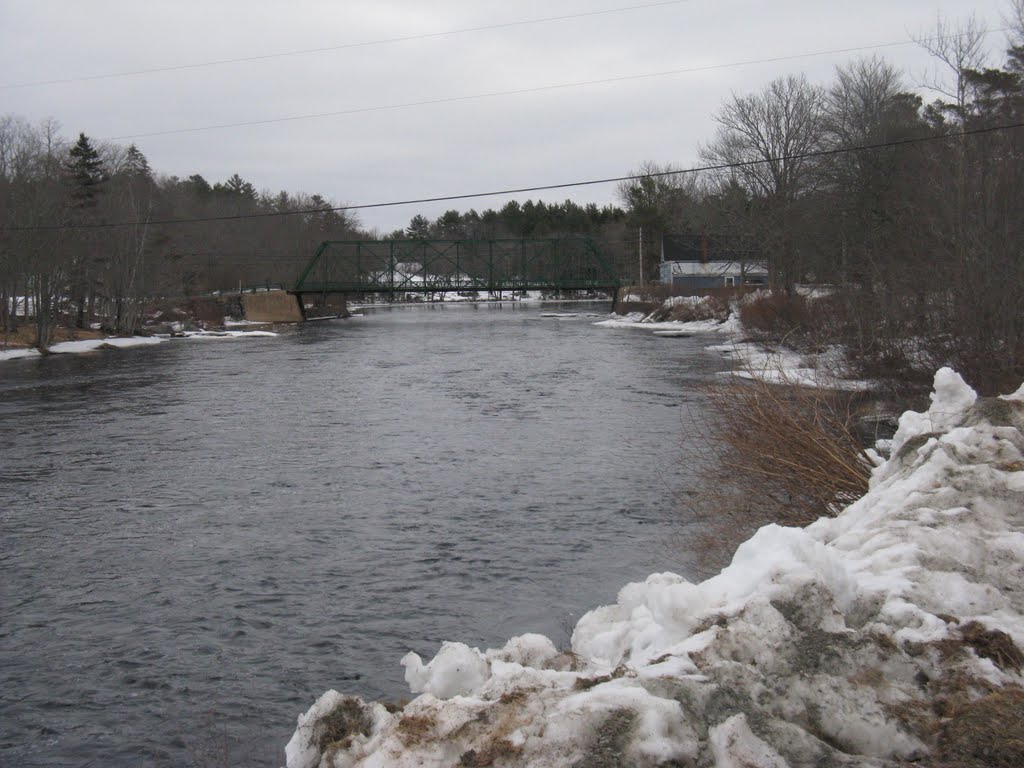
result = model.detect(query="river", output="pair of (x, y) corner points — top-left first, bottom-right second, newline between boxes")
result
(0, 303), (725, 767)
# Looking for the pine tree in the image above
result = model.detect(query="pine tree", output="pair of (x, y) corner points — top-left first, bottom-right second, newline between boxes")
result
(123, 143), (152, 182)
(64, 132), (107, 207)
(405, 214), (432, 239)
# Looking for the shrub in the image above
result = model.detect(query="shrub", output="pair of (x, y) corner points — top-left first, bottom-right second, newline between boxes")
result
(681, 370), (872, 574)
(645, 295), (730, 323)
(737, 291), (812, 343)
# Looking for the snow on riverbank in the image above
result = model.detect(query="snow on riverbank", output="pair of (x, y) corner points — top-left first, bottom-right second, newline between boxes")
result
(284, 368), (1024, 767)
(164, 329), (278, 340)
(50, 336), (165, 353)
(594, 298), (873, 389)
(0, 335), (163, 360)
(0, 330), (278, 362)
(594, 312), (738, 335)
(0, 347), (43, 361)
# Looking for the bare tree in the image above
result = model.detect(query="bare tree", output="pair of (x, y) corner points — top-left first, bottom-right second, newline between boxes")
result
(820, 57), (924, 282)
(616, 161), (700, 282)
(914, 12), (988, 122)
(1008, 0), (1024, 40)
(700, 74), (825, 290)
(0, 116), (70, 348)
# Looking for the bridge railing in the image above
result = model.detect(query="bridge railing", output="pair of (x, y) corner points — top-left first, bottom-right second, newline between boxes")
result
(292, 237), (621, 295)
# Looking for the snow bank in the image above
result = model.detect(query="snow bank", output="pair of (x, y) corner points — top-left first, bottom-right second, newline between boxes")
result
(594, 314), (735, 334)
(0, 347), (41, 361)
(1, 336), (165, 362)
(286, 368), (1024, 767)
(597, 294), (874, 388)
(49, 336), (165, 354)
(1, 330), (279, 364)
(706, 340), (875, 390)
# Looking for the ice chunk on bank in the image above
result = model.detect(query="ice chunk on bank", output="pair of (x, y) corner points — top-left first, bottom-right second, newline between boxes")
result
(401, 642), (490, 698)
(891, 366), (977, 455)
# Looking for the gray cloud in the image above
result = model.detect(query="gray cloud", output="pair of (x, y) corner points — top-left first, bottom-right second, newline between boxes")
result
(0, 0), (1011, 232)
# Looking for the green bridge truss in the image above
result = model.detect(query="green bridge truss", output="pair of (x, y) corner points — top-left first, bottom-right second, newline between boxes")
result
(292, 237), (621, 296)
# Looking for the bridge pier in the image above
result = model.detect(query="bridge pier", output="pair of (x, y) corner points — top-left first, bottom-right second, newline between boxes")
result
(242, 290), (305, 322)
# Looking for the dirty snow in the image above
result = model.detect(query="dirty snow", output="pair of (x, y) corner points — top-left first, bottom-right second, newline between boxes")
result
(285, 368), (1024, 767)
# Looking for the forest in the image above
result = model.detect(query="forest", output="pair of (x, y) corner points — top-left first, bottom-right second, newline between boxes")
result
(1, 6), (1023, 394)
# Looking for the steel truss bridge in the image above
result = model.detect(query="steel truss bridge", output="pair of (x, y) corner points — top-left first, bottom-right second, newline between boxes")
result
(291, 237), (621, 299)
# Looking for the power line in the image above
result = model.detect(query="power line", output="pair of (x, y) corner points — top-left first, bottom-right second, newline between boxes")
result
(0, 0), (690, 90)
(5, 121), (1022, 233)
(105, 28), (1010, 141)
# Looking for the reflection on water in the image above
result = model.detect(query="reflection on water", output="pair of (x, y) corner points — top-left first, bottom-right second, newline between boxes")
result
(0, 304), (724, 766)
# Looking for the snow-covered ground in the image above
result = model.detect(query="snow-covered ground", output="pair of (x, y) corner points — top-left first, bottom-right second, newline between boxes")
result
(284, 368), (1024, 767)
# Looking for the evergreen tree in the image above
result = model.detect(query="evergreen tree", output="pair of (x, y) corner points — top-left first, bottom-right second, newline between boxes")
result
(64, 132), (107, 207)
(405, 214), (432, 239)
(215, 172), (256, 200)
(185, 173), (212, 195)
(123, 143), (152, 182)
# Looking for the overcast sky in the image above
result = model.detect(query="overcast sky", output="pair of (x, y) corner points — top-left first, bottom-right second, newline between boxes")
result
(0, 0), (1013, 233)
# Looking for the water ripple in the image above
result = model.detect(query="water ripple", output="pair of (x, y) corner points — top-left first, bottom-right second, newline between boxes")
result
(0, 304), (725, 766)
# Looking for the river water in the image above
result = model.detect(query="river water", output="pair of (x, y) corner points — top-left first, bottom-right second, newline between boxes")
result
(0, 303), (725, 767)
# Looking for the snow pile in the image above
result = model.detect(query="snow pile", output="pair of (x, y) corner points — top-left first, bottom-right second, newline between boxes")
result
(286, 369), (1024, 768)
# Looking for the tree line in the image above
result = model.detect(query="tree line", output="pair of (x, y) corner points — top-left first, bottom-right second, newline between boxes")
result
(615, 7), (1024, 394)
(2, 2), (1023, 387)
(0, 124), (364, 346)
(0, 117), (638, 348)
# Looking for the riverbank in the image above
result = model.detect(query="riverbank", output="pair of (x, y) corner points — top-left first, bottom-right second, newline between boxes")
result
(285, 368), (1024, 767)
(0, 329), (280, 362)
(593, 294), (878, 392)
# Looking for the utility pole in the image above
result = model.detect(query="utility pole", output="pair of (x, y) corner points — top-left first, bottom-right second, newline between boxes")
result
(638, 225), (644, 288)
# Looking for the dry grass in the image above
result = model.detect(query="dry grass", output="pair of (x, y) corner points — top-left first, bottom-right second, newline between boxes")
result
(934, 688), (1024, 768)
(572, 664), (636, 692)
(702, 376), (870, 523)
(960, 621), (1024, 674)
(317, 698), (373, 754)
(680, 371), (873, 574)
(458, 739), (523, 767)
(645, 295), (730, 324)
(738, 291), (813, 342)
(396, 712), (436, 747)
